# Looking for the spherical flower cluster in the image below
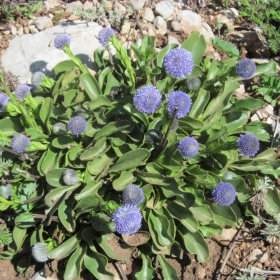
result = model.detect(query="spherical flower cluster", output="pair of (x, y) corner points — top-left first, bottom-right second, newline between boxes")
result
(32, 243), (49, 262)
(68, 116), (87, 136)
(52, 122), (67, 135)
(166, 91), (192, 118)
(10, 134), (30, 153)
(238, 133), (260, 157)
(178, 137), (199, 159)
(145, 129), (161, 145)
(13, 85), (32, 100)
(133, 86), (162, 114)
(164, 48), (194, 78)
(122, 184), (144, 206)
(212, 182), (236, 206)
(186, 77), (201, 92)
(63, 169), (79, 186)
(98, 27), (116, 47)
(0, 184), (12, 199)
(31, 72), (45, 88)
(236, 59), (256, 79)
(0, 93), (10, 112)
(54, 33), (71, 49)
(112, 204), (142, 235)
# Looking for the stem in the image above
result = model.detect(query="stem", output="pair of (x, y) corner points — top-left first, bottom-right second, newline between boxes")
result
(22, 196), (43, 205)
(107, 45), (115, 71)
(0, 145), (39, 159)
(152, 108), (178, 161)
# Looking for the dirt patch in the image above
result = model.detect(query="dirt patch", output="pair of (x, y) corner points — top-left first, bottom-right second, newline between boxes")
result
(122, 231), (150, 247)
(0, 260), (35, 280)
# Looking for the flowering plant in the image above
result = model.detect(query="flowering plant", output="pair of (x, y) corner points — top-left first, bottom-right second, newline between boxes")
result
(0, 31), (279, 279)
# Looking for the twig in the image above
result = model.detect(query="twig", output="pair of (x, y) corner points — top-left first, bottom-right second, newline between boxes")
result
(195, 261), (199, 280)
(16, 168), (41, 179)
(271, 108), (280, 148)
(219, 223), (244, 274)
(129, 1), (144, 39)
(116, 261), (128, 280)
(22, 196), (43, 205)
(33, 214), (59, 222)
(0, 145), (39, 159)
(226, 262), (280, 276)
(151, 59), (157, 86)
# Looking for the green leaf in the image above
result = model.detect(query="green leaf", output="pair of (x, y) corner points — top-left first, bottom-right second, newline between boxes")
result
(113, 171), (136, 191)
(58, 196), (76, 232)
(79, 73), (101, 100)
(53, 60), (77, 75)
(135, 254), (155, 280)
(39, 97), (53, 133)
(104, 72), (120, 96)
(107, 149), (150, 173)
(64, 243), (85, 280)
(52, 136), (78, 149)
(165, 201), (199, 232)
(210, 204), (237, 227)
(13, 227), (27, 252)
(178, 227), (210, 262)
(199, 224), (222, 237)
(181, 31), (207, 63)
(203, 80), (240, 118)
(74, 195), (100, 216)
(157, 255), (180, 280)
(189, 89), (210, 118)
(221, 111), (249, 133)
(211, 37), (239, 57)
(123, 104), (149, 126)
(96, 233), (132, 260)
(190, 205), (213, 223)
(74, 181), (103, 200)
(15, 213), (36, 229)
(80, 138), (110, 161)
(94, 120), (131, 141)
(40, 146), (64, 175)
(84, 246), (114, 280)
(262, 160), (280, 178)
(48, 233), (80, 261)
(0, 118), (24, 136)
(46, 168), (68, 187)
(263, 188), (280, 215)
(87, 152), (114, 176)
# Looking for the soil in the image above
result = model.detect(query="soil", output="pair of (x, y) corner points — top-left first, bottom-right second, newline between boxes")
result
(0, 0), (280, 279)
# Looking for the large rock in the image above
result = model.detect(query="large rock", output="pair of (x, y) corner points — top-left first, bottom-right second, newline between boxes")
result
(179, 10), (202, 34)
(1, 21), (103, 84)
(155, 1), (175, 20)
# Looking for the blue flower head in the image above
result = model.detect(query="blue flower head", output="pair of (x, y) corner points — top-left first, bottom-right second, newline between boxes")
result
(178, 137), (199, 159)
(238, 133), (260, 157)
(68, 116), (87, 136)
(112, 204), (142, 235)
(186, 77), (201, 92)
(0, 184), (12, 199)
(166, 91), (192, 118)
(63, 169), (79, 186)
(236, 59), (256, 79)
(122, 184), (144, 206)
(0, 93), (10, 112)
(164, 48), (194, 78)
(212, 182), (236, 206)
(32, 243), (49, 262)
(54, 33), (71, 49)
(11, 134), (30, 153)
(31, 72), (45, 88)
(14, 85), (32, 100)
(98, 27), (116, 47)
(133, 86), (162, 114)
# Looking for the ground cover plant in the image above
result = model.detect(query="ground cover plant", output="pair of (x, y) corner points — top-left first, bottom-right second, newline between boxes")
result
(0, 29), (280, 279)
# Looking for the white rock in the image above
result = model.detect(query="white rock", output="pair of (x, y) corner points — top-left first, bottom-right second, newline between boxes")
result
(48, 13), (54, 18)
(199, 22), (214, 41)
(120, 21), (131, 35)
(28, 25), (39, 34)
(131, 0), (146, 11)
(180, 10), (202, 32)
(153, 16), (165, 29)
(2, 30), (10, 35)
(248, 249), (268, 263)
(28, 19), (34, 26)
(83, 0), (93, 10)
(115, 3), (127, 16)
(17, 26), (23, 36)
(34, 17), (53, 31)
(264, 104), (274, 115)
(44, 0), (60, 11)
(1, 21), (103, 84)
(212, 228), (237, 245)
(251, 113), (260, 122)
(155, 1), (175, 20)
(11, 25), (17, 36)
(142, 7), (154, 22)
(156, 22), (167, 36)
(24, 27), (30, 34)
(171, 21), (181, 32)
(222, 8), (239, 21)
(64, 1), (83, 17)
(168, 35), (180, 45)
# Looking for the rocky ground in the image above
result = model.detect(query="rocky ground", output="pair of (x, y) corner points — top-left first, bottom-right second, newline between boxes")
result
(0, 0), (280, 279)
